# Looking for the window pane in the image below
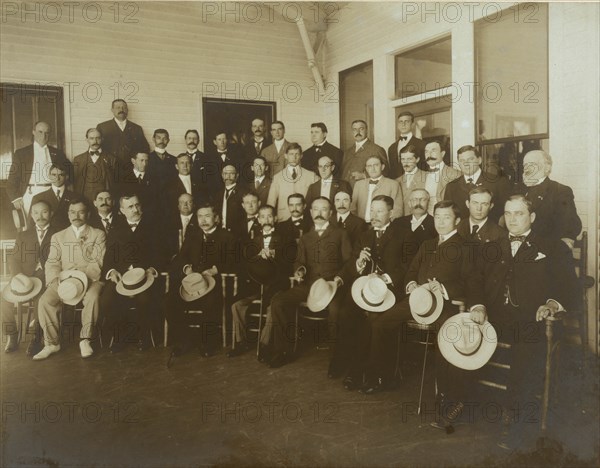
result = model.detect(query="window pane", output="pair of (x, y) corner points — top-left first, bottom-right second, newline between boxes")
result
(339, 61), (374, 149)
(480, 138), (549, 184)
(395, 36), (452, 99)
(476, 3), (548, 142)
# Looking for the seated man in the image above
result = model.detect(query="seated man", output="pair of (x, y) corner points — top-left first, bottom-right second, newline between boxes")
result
(100, 194), (164, 352)
(267, 197), (352, 368)
(34, 197), (106, 360)
(163, 193), (198, 261)
(227, 205), (287, 357)
(457, 187), (506, 243)
(393, 188), (436, 254)
(334, 195), (415, 390)
(2, 200), (57, 355)
(167, 203), (237, 359)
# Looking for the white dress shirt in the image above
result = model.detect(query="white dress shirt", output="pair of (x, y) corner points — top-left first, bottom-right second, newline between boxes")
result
(114, 118), (127, 131)
(179, 174), (192, 194)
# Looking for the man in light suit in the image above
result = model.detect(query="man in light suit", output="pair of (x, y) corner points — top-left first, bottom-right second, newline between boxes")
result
(423, 140), (461, 214)
(396, 145), (427, 215)
(341, 120), (387, 187)
(267, 143), (319, 222)
(245, 156), (271, 207)
(261, 121), (290, 175)
(30, 163), (75, 231)
(34, 197), (106, 360)
(387, 111), (426, 178)
(301, 123), (344, 174)
(444, 145), (510, 223)
(7, 121), (72, 216)
(305, 155), (352, 212)
(72, 128), (118, 204)
(96, 99), (149, 170)
(351, 155), (403, 221)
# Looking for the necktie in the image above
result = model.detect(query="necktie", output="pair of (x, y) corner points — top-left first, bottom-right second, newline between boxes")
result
(220, 152), (227, 162)
(369, 179), (378, 185)
(137, 174), (143, 184)
(471, 224), (479, 235)
(255, 179), (260, 189)
(376, 229), (384, 239)
(293, 219), (302, 227)
(263, 233), (272, 239)
(399, 136), (407, 141)
(103, 218), (111, 232)
(129, 223), (138, 231)
(182, 217), (189, 237)
(225, 188), (232, 200)
(438, 235), (445, 245)
(37, 228), (47, 244)
(90, 150), (99, 156)
(55, 189), (61, 201)
(316, 228), (325, 236)
(291, 168), (297, 180)
(338, 216), (343, 224)
(315, 146), (321, 153)
(467, 177), (474, 185)
(255, 142), (261, 153)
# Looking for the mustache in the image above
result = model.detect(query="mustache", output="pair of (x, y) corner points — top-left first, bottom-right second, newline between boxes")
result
(426, 157), (437, 161)
(314, 216), (326, 220)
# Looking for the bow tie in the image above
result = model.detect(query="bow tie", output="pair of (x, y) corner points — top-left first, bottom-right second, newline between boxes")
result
(292, 219), (302, 226)
(263, 233), (272, 239)
(248, 217), (257, 223)
(90, 150), (100, 156)
(369, 179), (379, 185)
(37, 227), (48, 233)
(375, 229), (385, 238)
(399, 136), (407, 141)
(129, 223), (138, 229)
(315, 228), (326, 233)
(510, 235), (527, 242)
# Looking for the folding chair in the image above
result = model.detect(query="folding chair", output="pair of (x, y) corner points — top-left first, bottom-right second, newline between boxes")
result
(290, 277), (329, 353)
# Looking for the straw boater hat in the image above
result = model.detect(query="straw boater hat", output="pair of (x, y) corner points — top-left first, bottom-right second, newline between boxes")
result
(179, 272), (216, 302)
(306, 278), (338, 312)
(351, 274), (396, 312)
(116, 268), (156, 297)
(12, 207), (27, 231)
(409, 283), (444, 325)
(2, 273), (43, 304)
(57, 270), (88, 306)
(437, 313), (498, 370)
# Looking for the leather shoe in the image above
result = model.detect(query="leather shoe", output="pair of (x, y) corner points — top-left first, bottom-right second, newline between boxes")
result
(257, 345), (272, 364)
(431, 401), (464, 434)
(33, 344), (61, 360)
(226, 345), (247, 358)
(4, 336), (18, 353)
(327, 359), (345, 379)
(360, 377), (394, 395)
(343, 375), (361, 391)
(26, 340), (42, 356)
(268, 352), (288, 368)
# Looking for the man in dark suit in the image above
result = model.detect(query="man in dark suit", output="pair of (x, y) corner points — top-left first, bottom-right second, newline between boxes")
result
(208, 130), (243, 174)
(301, 123), (344, 174)
(444, 145), (510, 223)
(30, 163), (75, 231)
(183, 129), (220, 199)
(162, 154), (200, 220)
(342, 120), (388, 187)
(245, 156), (271, 206)
(96, 99), (149, 170)
(88, 190), (123, 234)
(457, 187), (506, 243)
(72, 128), (118, 204)
(463, 195), (579, 449)
(236, 191), (262, 241)
(519, 150), (582, 249)
(241, 118), (271, 183)
(387, 111), (426, 178)
(275, 193), (312, 277)
(7, 121), (72, 216)
(305, 155), (352, 211)
(100, 194), (164, 351)
(2, 200), (57, 355)
(162, 193), (198, 262)
(167, 203), (238, 358)
(393, 188), (436, 253)
(148, 128), (177, 186)
(332, 190), (367, 248)
(116, 152), (160, 217)
(268, 197), (352, 368)
(214, 164), (247, 234)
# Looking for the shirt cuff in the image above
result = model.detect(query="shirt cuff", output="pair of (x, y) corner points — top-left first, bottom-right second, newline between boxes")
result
(334, 276), (343, 287)
(382, 274), (393, 285)
(183, 264), (192, 274)
(470, 304), (486, 313)
(546, 299), (565, 312)
(105, 269), (116, 281)
(405, 281), (417, 294)
(440, 283), (449, 301)
(356, 260), (365, 274)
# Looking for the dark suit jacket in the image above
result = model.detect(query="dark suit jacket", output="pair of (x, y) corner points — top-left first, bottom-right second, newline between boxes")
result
(302, 141), (344, 175)
(96, 119), (149, 168)
(116, 170), (160, 216)
(467, 232), (580, 317)
(101, 214), (164, 276)
(8, 224), (57, 280)
(162, 175), (201, 219)
(72, 150), (118, 201)
(405, 232), (468, 300)
(295, 224), (352, 286)
(148, 150), (177, 186)
(207, 146), (244, 173)
(393, 214), (436, 255)
(245, 176), (271, 207)
(305, 178), (352, 212)
(346, 223), (414, 298)
(387, 136), (426, 178)
(186, 150), (222, 198)
(519, 178), (582, 242)
(244, 137), (271, 160)
(214, 184), (247, 235)
(277, 216), (314, 276)
(457, 218), (506, 244)
(88, 211), (125, 234)
(30, 187), (76, 231)
(6, 144), (71, 202)
(333, 213), (367, 249)
(444, 171), (511, 223)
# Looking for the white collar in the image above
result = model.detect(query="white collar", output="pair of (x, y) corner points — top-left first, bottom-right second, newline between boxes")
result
(133, 169), (145, 178)
(274, 139), (285, 149)
(114, 118), (127, 129)
(400, 132), (413, 141)
(88, 148), (102, 154)
(470, 217), (488, 230)
(428, 161), (446, 171)
(154, 147), (166, 154)
(255, 175), (265, 183)
(181, 213), (192, 221)
(100, 212), (113, 221)
(315, 139), (327, 147)
(322, 176), (333, 183)
(337, 211), (350, 222)
(225, 183), (236, 191)
(71, 224), (87, 237)
(254, 137), (264, 143)
(179, 173), (191, 179)
(202, 226), (218, 235)
(532, 176), (547, 186)
(405, 168), (418, 176)
(465, 168), (482, 183)
(439, 229), (457, 243)
(510, 229), (532, 239)
(36, 224), (49, 231)
(355, 138), (368, 150)
(411, 213), (427, 224)
(368, 175), (383, 183)
(287, 165), (299, 174)
(315, 221), (330, 231)
(33, 141), (48, 152)
(374, 222), (391, 231)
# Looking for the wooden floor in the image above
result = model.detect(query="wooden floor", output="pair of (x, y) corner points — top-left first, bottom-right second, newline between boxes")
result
(1, 332), (598, 467)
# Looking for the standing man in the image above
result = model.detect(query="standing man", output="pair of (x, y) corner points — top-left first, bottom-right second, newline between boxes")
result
(423, 140), (461, 214)
(246, 155), (271, 206)
(30, 163), (75, 231)
(261, 121), (289, 175)
(341, 120), (387, 188)
(396, 145), (427, 215)
(96, 99), (149, 170)
(387, 112), (426, 178)
(350, 155), (403, 221)
(305, 155), (352, 211)
(444, 145), (510, 223)
(268, 197), (352, 368)
(301, 123), (343, 174)
(333, 191), (367, 248)
(34, 197), (106, 360)
(116, 152), (160, 217)
(184, 129), (220, 199)
(267, 143), (319, 222)
(7, 121), (72, 216)
(209, 130), (243, 172)
(73, 128), (118, 204)
(215, 164), (247, 234)
(163, 154), (200, 219)
(148, 128), (177, 185)
(457, 187), (506, 243)
(88, 190), (121, 234)
(519, 150), (582, 248)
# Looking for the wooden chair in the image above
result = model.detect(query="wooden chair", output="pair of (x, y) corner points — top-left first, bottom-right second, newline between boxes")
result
(290, 277), (329, 353)
(246, 284), (267, 355)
